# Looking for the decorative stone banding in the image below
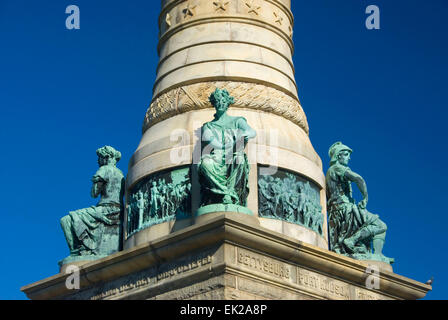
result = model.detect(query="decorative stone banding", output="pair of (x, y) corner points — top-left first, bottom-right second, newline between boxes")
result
(143, 81), (309, 134)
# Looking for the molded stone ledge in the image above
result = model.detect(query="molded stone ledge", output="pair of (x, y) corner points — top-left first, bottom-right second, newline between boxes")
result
(259, 218), (328, 249)
(21, 212), (431, 300)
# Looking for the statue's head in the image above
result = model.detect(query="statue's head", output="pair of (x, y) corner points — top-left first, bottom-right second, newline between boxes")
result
(96, 146), (121, 166)
(209, 88), (235, 116)
(329, 142), (352, 166)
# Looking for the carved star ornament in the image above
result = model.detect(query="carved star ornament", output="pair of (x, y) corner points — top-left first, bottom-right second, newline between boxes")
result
(213, 1), (230, 12)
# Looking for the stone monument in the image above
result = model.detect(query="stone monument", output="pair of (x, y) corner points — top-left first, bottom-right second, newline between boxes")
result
(22, 0), (431, 300)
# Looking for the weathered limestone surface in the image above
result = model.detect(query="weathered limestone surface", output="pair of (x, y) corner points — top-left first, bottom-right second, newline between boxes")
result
(21, 213), (431, 300)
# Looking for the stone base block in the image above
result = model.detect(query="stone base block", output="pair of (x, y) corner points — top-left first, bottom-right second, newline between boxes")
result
(21, 212), (431, 300)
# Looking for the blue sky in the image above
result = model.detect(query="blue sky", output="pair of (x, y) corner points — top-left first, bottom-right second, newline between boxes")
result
(0, 0), (446, 299)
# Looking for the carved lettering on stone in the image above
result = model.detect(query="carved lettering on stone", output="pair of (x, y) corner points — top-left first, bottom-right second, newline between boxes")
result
(355, 288), (383, 300)
(297, 268), (350, 300)
(90, 274), (154, 300)
(157, 255), (212, 281)
(236, 248), (293, 282)
(85, 252), (213, 300)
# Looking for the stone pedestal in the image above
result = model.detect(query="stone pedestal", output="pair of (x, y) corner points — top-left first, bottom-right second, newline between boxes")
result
(21, 212), (430, 300)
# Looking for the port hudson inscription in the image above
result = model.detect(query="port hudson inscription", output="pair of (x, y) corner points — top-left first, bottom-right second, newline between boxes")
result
(237, 248), (293, 282)
(297, 268), (350, 299)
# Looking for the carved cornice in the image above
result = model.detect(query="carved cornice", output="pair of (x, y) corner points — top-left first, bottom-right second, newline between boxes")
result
(143, 81), (310, 135)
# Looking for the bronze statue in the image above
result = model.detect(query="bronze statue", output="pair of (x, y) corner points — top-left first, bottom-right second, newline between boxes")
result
(326, 142), (394, 264)
(60, 146), (124, 265)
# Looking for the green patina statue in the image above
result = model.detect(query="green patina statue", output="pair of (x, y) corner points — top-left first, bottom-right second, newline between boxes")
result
(60, 146), (125, 266)
(198, 88), (256, 214)
(326, 142), (394, 264)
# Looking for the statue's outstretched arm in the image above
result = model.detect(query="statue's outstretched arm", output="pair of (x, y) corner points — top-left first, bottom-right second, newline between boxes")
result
(344, 169), (368, 208)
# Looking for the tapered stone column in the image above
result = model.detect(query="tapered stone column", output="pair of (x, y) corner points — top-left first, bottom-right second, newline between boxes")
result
(125, 0), (328, 250)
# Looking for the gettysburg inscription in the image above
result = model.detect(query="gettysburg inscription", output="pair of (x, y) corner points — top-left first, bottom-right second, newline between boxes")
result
(237, 248), (293, 282)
